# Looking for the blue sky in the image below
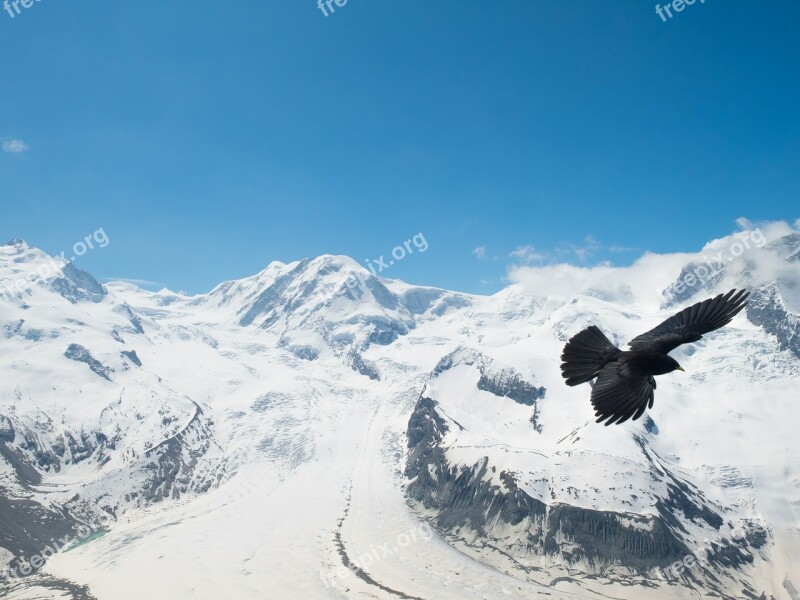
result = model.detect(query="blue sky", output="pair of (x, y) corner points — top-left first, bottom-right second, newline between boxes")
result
(1, 1), (798, 294)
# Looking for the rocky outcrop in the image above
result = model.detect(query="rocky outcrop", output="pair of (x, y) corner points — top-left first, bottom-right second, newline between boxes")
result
(0, 401), (223, 579)
(49, 262), (106, 304)
(432, 348), (545, 428)
(406, 393), (698, 574)
(346, 349), (380, 381)
(135, 404), (221, 503)
(405, 351), (768, 597)
(64, 344), (113, 381)
(747, 284), (800, 359)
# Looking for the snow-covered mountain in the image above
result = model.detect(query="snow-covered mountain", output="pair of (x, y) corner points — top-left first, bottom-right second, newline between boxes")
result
(0, 224), (798, 600)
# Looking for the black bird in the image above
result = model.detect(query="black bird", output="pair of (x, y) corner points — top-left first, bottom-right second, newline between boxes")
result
(560, 289), (749, 426)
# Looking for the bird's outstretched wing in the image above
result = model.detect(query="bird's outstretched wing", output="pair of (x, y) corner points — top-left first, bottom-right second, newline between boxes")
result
(627, 289), (749, 355)
(591, 362), (655, 426)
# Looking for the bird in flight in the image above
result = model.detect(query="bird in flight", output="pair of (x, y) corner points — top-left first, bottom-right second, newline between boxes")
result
(560, 289), (750, 426)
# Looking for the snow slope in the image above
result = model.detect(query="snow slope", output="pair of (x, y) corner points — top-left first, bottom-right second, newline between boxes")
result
(0, 224), (798, 600)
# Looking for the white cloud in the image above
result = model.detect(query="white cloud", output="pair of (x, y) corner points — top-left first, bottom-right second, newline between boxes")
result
(507, 219), (800, 309)
(511, 235), (606, 265)
(2, 139), (29, 154)
(609, 245), (636, 253)
(509, 245), (545, 264)
(472, 246), (488, 261)
(508, 254), (688, 306)
(561, 234), (601, 261)
(104, 277), (167, 289)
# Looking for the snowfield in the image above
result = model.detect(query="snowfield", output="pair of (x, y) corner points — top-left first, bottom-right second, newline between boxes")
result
(1, 223), (799, 599)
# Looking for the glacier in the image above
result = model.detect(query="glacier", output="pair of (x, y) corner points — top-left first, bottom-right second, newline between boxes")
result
(0, 227), (798, 600)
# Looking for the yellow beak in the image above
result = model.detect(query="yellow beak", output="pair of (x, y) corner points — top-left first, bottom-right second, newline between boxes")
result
(676, 366), (685, 372)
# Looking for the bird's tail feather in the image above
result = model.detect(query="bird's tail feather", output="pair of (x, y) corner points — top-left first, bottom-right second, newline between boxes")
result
(560, 326), (620, 386)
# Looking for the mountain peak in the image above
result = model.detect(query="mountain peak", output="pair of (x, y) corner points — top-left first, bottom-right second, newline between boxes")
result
(4, 238), (28, 248)
(307, 253), (363, 269)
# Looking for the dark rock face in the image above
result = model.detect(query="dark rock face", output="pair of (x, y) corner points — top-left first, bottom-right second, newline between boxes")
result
(3, 319), (53, 342)
(280, 342), (319, 361)
(1, 415), (112, 479)
(49, 263), (106, 304)
(746, 284), (800, 360)
(477, 367), (545, 407)
(406, 393), (693, 574)
(0, 436), (45, 485)
(121, 350), (142, 367)
(135, 404), (220, 502)
(399, 288), (446, 315)
(405, 351), (767, 595)
(766, 232), (800, 261)
(431, 348), (546, 428)
(0, 399), (221, 582)
(406, 396), (448, 454)
(0, 491), (82, 571)
(347, 350), (380, 380)
(0, 574), (98, 600)
(64, 344), (113, 381)
(662, 261), (727, 307)
(644, 416), (659, 435)
(114, 303), (145, 334)
(0, 422), (93, 587)
(365, 317), (409, 346)
(362, 278), (399, 311)
(543, 504), (687, 571)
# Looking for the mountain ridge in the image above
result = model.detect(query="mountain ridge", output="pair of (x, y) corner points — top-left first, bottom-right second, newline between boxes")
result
(0, 227), (798, 599)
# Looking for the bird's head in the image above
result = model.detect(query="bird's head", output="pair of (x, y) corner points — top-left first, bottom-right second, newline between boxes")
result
(667, 356), (685, 373)
(648, 354), (684, 375)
